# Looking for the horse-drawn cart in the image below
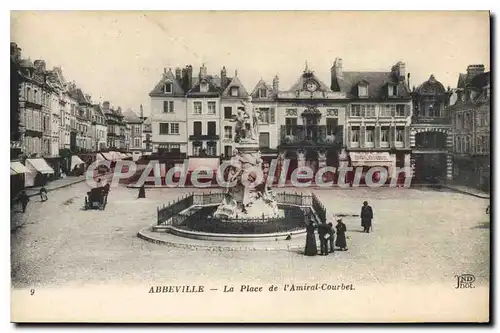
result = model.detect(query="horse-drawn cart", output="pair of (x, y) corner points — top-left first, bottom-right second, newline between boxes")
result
(84, 185), (109, 210)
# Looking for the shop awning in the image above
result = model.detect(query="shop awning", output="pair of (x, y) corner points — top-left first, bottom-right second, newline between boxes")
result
(11, 161), (29, 175)
(26, 158), (55, 174)
(187, 158), (220, 172)
(70, 155), (85, 170)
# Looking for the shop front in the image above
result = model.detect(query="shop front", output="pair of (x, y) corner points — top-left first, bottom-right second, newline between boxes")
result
(346, 151), (409, 185)
(11, 160), (29, 199)
(24, 158), (55, 187)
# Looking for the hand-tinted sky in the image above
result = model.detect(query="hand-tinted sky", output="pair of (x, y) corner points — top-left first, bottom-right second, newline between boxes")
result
(11, 11), (489, 115)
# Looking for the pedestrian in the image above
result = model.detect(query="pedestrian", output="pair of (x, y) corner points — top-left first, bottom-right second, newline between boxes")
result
(327, 222), (335, 253)
(304, 219), (318, 256)
(138, 184), (146, 199)
(335, 219), (348, 251)
(360, 201), (374, 233)
(39, 186), (48, 202)
(317, 223), (329, 256)
(19, 191), (30, 213)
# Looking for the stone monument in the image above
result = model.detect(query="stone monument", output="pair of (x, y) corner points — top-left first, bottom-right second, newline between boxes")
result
(214, 96), (283, 219)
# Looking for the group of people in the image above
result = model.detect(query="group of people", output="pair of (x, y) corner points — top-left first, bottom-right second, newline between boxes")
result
(13, 187), (48, 214)
(304, 201), (375, 256)
(305, 218), (348, 256)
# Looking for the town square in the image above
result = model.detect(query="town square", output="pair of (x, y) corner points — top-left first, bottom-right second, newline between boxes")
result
(9, 11), (490, 323)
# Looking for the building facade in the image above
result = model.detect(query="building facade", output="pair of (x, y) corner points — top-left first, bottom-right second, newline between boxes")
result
(410, 75), (453, 183)
(124, 108), (144, 152)
(449, 65), (490, 191)
(277, 63), (346, 176)
(149, 67), (189, 155)
(335, 59), (412, 181)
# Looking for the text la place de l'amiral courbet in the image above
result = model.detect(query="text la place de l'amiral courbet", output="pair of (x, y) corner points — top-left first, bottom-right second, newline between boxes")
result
(148, 283), (355, 294)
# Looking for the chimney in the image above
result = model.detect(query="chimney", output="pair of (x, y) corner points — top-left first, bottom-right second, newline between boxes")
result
(332, 57), (343, 78)
(407, 73), (411, 88)
(186, 65), (193, 89)
(466, 64), (485, 81)
(392, 61), (406, 81)
(273, 75), (279, 94)
(140, 104), (144, 119)
(103, 101), (110, 110)
(10, 42), (21, 62)
(175, 67), (181, 82)
(221, 66), (228, 89)
(199, 63), (207, 80)
(163, 68), (167, 77)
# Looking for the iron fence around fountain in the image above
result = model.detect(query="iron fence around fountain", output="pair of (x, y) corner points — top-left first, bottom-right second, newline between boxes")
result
(156, 191), (319, 226)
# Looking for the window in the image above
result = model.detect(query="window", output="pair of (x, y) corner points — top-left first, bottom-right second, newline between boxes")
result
(382, 104), (395, 117)
(224, 145), (233, 158)
(163, 101), (174, 113)
(34, 90), (38, 104)
(170, 123), (179, 134)
(388, 85), (397, 96)
(193, 102), (202, 114)
(26, 87), (31, 102)
(285, 118), (297, 135)
(351, 105), (361, 117)
(193, 121), (202, 136)
(200, 82), (208, 93)
(366, 127), (375, 143)
(326, 118), (338, 136)
(396, 127), (405, 142)
(224, 126), (232, 139)
(351, 126), (360, 143)
(206, 142), (217, 156)
(193, 142), (202, 156)
(259, 108), (270, 123)
(134, 125), (140, 136)
(159, 123), (169, 135)
(358, 84), (368, 97)
(381, 127), (389, 144)
(208, 101), (216, 114)
(230, 87), (239, 97)
(396, 105), (406, 117)
(134, 137), (141, 147)
(365, 105), (376, 117)
(224, 107), (233, 119)
(259, 89), (267, 98)
(164, 82), (172, 93)
(207, 121), (216, 136)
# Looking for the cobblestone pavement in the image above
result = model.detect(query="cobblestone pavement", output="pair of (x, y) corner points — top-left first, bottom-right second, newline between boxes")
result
(11, 183), (490, 289)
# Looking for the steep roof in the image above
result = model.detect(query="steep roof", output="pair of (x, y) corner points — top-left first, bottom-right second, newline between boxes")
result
(149, 69), (185, 96)
(415, 75), (446, 95)
(93, 104), (106, 118)
(187, 76), (221, 95)
(123, 108), (142, 123)
(288, 69), (331, 92)
(222, 75), (249, 98)
(332, 71), (410, 99)
(250, 79), (274, 99)
(457, 73), (467, 89)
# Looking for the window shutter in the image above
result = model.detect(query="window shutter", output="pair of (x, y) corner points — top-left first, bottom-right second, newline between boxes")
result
(337, 125), (344, 146)
(389, 126), (395, 146)
(404, 126), (410, 148)
(391, 106), (396, 118)
(347, 126), (352, 148)
(169, 101), (174, 112)
(360, 126), (366, 147)
(270, 108), (276, 123)
(375, 126), (380, 147)
(163, 101), (167, 113)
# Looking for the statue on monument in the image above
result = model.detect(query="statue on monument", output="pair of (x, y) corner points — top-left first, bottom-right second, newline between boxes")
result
(232, 96), (260, 143)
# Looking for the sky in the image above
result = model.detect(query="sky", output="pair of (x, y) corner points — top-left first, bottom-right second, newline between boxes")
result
(11, 11), (490, 115)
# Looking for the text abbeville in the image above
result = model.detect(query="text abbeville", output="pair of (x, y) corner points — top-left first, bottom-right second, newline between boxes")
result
(283, 283), (355, 291)
(149, 285), (205, 293)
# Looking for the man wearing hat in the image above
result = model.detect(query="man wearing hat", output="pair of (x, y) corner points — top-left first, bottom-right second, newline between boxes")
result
(360, 201), (374, 233)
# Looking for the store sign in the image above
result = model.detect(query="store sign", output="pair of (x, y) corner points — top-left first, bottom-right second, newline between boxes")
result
(350, 152), (392, 161)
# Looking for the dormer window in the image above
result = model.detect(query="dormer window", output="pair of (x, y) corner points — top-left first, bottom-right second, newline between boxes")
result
(231, 87), (239, 97)
(163, 82), (172, 93)
(358, 82), (368, 97)
(388, 84), (397, 97)
(259, 88), (267, 98)
(200, 81), (209, 93)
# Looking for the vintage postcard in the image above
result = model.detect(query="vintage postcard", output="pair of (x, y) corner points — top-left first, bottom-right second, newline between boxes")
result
(10, 10), (491, 323)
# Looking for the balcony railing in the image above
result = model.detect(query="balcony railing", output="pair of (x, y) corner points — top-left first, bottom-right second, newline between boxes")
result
(279, 125), (343, 146)
(189, 134), (220, 141)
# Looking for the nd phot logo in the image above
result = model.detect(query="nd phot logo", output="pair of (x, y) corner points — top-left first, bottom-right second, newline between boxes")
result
(454, 274), (476, 289)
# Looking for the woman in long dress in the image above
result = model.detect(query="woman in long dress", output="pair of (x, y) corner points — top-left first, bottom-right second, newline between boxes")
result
(335, 219), (348, 251)
(304, 219), (318, 256)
